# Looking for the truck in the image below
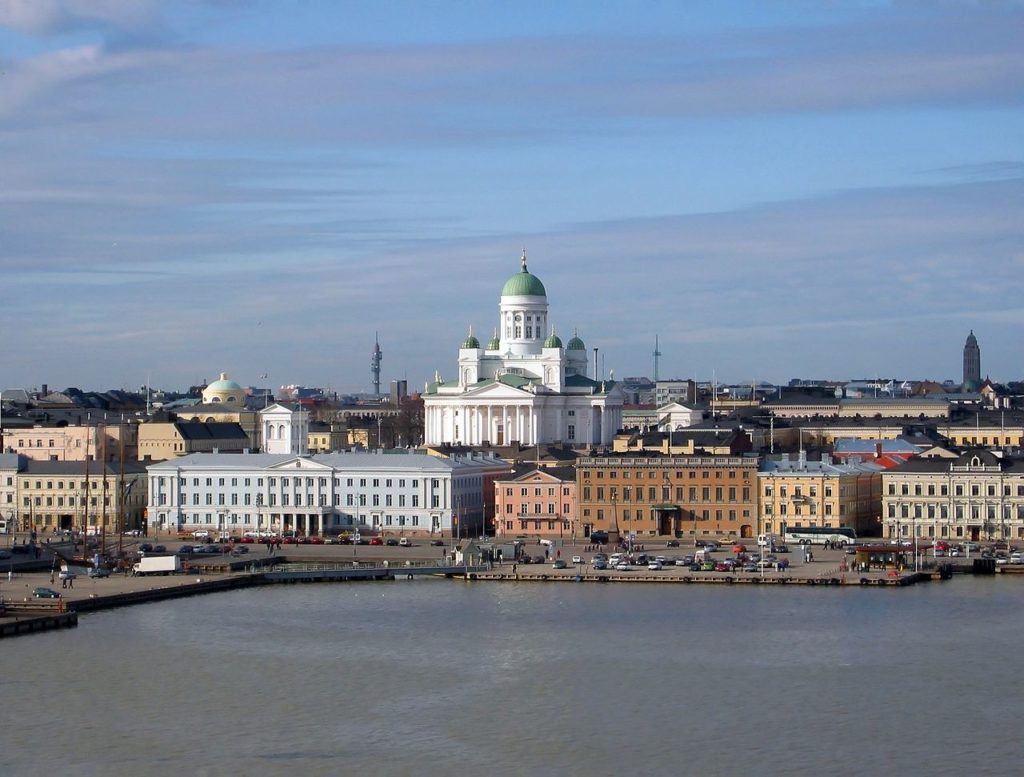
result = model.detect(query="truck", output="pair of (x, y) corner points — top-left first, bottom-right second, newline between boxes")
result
(132, 556), (182, 576)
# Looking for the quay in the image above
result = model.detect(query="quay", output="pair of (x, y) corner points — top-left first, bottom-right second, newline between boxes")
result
(0, 538), (1017, 639)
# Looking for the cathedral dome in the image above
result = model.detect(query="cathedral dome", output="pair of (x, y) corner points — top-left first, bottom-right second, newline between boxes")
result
(567, 333), (586, 351)
(487, 333), (501, 350)
(501, 250), (546, 297)
(462, 333), (481, 349)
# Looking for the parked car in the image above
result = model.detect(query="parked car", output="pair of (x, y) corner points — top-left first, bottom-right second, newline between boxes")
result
(666, 540), (680, 547)
(307, 536), (325, 545)
(648, 560), (663, 570)
(571, 555), (583, 564)
(615, 561), (631, 571)
(552, 559), (567, 569)
(192, 530), (210, 539)
(177, 545), (195, 555)
(33, 587), (61, 599)
(399, 537), (411, 547)
(385, 538), (399, 546)
(0, 549), (11, 559)
(88, 567), (111, 578)
(152, 545), (167, 553)
(138, 543), (153, 553)
(430, 539), (444, 546)
(689, 563), (703, 571)
(593, 560), (608, 570)
(58, 568), (77, 580)
(532, 555), (546, 564)
(369, 537), (383, 546)
(10, 544), (31, 554)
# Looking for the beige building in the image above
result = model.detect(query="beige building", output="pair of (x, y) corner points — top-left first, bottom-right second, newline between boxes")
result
(8, 457), (148, 533)
(308, 423), (348, 454)
(5, 423), (138, 462)
(137, 421), (250, 462)
(765, 397), (950, 419)
(758, 454), (883, 539)
(494, 466), (577, 539)
(882, 449), (1024, 543)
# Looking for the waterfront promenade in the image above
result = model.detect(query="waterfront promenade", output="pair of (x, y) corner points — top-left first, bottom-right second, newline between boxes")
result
(0, 534), (993, 638)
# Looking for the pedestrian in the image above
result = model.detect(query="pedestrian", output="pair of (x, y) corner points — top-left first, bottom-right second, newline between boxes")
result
(512, 563), (517, 574)
(68, 575), (73, 588)
(50, 570), (55, 584)
(61, 577), (67, 589)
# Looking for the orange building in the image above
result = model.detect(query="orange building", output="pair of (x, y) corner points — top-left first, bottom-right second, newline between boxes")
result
(576, 454), (759, 541)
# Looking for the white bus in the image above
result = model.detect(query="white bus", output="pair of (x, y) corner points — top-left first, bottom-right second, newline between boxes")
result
(0, 517), (15, 535)
(783, 526), (857, 547)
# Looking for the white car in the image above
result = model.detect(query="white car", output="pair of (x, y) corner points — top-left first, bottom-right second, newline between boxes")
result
(571, 555), (583, 564)
(615, 561), (631, 571)
(648, 560), (663, 570)
(192, 529), (210, 538)
(1010, 552), (1024, 564)
(58, 568), (77, 580)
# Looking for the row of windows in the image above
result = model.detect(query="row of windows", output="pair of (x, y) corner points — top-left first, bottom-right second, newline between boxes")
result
(504, 487), (572, 497)
(504, 503), (571, 515)
(765, 503), (842, 516)
(581, 485), (751, 502)
(585, 469), (751, 480)
(764, 485), (833, 498)
(886, 503), (1024, 520)
(504, 520), (570, 531)
(887, 482), (1024, 497)
(582, 508), (751, 522)
(167, 476), (430, 489)
(159, 492), (429, 509)
(175, 512), (423, 527)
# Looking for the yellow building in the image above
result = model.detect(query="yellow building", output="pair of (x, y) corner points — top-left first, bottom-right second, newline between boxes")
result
(758, 454), (883, 539)
(137, 420), (250, 461)
(13, 458), (148, 533)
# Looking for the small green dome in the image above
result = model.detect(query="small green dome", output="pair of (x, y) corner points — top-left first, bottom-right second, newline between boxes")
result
(462, 333), (480, 349)
(567, 334), (586, 350)
(487, 334), (501, 350)
(544, 332), (563, 348)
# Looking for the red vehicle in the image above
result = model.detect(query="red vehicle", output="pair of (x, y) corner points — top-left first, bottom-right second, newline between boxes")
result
(306, 536), (324, 545)
(369, 537), (383, 546)
(283, 536), (299, 545)
(239, 536), (255, 544)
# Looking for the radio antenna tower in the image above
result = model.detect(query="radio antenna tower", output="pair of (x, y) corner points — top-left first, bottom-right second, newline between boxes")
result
(371, 332), (383, 396)
(653, 334), (662, 382)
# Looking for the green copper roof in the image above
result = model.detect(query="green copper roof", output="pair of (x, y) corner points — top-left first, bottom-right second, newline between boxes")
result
(544, 332), (563, 348)
(566, 334), (586, 350)
(487, 335), (501, 349)
(501, 268), (546, 297)
(462, 334), (480, 349)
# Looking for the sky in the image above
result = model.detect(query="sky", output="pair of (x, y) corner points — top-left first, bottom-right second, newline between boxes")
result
(1, 0), (1022, 395)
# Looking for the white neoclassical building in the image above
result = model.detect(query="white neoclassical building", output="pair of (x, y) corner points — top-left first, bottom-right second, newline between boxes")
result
(424, 252), (624, 447)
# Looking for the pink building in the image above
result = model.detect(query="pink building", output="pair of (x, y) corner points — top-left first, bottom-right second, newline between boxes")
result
(4, 423), (137, 462)
(494, 466), (577, 540)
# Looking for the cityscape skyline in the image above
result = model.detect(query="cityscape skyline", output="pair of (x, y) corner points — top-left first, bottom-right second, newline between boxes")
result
(2, 1), (1022, 391)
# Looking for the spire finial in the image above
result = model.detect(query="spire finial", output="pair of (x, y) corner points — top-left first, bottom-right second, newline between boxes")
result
(521, 247), (528, 272)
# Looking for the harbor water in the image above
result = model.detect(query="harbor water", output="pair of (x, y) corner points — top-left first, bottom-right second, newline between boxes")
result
(3, 577), (1024, 776)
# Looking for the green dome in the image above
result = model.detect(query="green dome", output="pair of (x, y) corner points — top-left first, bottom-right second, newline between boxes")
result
(462, 333), (480, 349)
(501, 268), (546, 297)
(544, 332), (563, 348)
(487, 335), (501, 350)
(567, 334), (586, 350)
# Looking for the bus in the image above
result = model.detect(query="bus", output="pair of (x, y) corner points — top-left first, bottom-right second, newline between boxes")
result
(783, 526), (857, 547)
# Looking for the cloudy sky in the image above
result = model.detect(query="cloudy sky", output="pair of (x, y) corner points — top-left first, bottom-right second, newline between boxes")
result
(2, 0), (1022, 394)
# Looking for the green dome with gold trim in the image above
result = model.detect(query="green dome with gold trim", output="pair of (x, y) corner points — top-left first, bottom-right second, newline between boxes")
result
(501, 250), (546, 297)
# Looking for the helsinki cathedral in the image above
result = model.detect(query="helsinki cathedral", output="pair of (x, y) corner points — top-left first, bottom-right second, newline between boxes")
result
(424, 252), (624, 446)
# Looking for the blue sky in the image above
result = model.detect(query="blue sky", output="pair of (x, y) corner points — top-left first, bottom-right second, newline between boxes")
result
(2, 0), (1022, 394)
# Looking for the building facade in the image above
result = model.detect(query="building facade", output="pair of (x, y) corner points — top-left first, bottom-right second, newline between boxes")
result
(493, 466), (577, 539)
(137, 421), (250, 461)
(0, 455), (148, 533)
(758, 454), (883, 539)
(576, 454), (759, 540)
(145, 451), (512, 539)
(424, 252), (624, 447)
(5, 423), (138, 462)
(881, 449), (1024, 543)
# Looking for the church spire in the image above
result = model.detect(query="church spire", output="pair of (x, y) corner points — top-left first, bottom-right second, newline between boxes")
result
(521, 247), (528, 272)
